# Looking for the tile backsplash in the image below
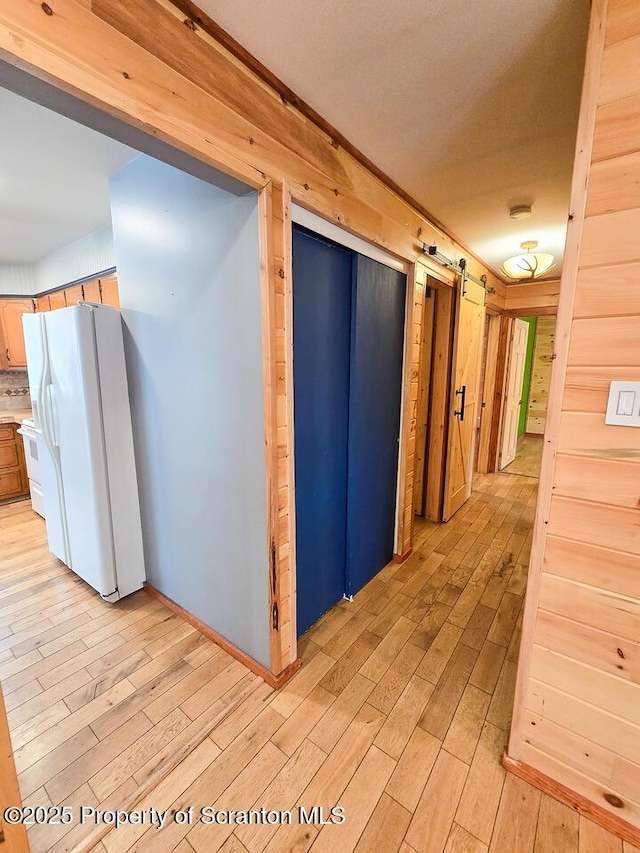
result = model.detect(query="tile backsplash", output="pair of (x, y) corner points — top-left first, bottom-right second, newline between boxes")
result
(0, 371), (31, 411)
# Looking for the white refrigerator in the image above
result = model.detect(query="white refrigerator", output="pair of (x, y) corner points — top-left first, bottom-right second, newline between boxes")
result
(23, 303), (145, 601)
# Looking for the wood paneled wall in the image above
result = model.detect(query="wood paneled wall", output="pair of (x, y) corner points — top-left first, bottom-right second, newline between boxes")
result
(0, 0), (504, 676)
(508, 0), (640, 842)
(504, 278), (560, 315)
(525, 316), (556, 435)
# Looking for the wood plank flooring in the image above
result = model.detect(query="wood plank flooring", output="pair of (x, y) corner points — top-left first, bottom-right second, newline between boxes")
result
(0, 472), (633, 853)
(503, 434), (543, 478)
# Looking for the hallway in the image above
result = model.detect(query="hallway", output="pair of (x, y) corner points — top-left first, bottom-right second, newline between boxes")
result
(0, 471), (633, 853)
(503, 435), (544, 479)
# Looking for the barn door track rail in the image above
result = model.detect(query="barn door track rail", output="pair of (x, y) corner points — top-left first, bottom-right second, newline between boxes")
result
(421, 244), (496, 295)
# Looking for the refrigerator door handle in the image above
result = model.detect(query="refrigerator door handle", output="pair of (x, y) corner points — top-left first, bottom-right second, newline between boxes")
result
(39, 324), (72, 567)
(32, 399), (41, 432)
(45, 384), (59, 447)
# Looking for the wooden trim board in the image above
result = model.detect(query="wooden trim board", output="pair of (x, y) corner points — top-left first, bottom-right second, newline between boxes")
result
(477, 312), (501, 474)
(393, 549), (413, 564)
(503, 754), (640, 848)
(0, 684), (29, 853)
(413, 275), (436, 513)
(258, 182), (284, 676)
(507, 0), (608, 761)
(486, 314), (511, 473)
(144, 584), (301, 689)
(395, 264), (421, 556)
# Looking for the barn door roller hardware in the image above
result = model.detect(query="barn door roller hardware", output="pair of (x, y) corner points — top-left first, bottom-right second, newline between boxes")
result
(421, 244), (496, 295)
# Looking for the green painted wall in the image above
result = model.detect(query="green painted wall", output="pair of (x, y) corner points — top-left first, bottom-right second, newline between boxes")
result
(518, 317), (537, 436)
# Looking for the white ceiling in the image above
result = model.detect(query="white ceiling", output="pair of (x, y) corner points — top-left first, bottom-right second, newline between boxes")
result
(0, 88), (135, 263)
(198, 0), (591, 279)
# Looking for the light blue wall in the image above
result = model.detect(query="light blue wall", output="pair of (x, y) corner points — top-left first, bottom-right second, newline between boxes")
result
(110, 155), (269, 666)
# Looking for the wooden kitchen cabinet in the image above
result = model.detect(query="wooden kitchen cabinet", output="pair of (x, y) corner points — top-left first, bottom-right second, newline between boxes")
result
(48, 290), (67, 310)
(82, 278), (102, 302)
(35, 274), (120, 311)
(0, 423), (28, 501)
(0, 298), (35, 369)
(99, 274), (120, 308)
(64, 283), (84, 305)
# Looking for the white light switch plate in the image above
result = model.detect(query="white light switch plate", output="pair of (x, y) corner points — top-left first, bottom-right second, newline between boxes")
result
(605, 381), (640, 427)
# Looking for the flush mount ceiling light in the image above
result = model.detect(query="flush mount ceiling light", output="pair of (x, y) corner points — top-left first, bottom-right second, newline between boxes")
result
(501, 240), (555, 280)
(509, 204), (532, 220)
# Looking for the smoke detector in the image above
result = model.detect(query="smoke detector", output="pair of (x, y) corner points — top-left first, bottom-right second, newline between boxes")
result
(509, 204), (532, 220)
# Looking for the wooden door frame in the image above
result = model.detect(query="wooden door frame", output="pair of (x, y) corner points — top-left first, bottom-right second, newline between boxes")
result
(414, 268), (456, 523)
(476, 310), (501, 474)
(479, 314), (511, 474)
(498, 317), (530, 470)
(413, 278), (436, 516)
(0, 684), (29, 853)
(0, 39), (459, 682)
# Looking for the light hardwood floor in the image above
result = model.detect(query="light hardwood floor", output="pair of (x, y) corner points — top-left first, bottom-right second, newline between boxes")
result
(503, 434), (544, 478)
(0, 472), (633, 853)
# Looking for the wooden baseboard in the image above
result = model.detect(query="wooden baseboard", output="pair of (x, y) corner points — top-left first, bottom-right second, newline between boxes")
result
(393, 548), (413, 564)
(503, 754), (640, 848)
(144, 584), (301, 689)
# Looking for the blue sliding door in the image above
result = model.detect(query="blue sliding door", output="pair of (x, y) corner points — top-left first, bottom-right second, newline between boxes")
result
(346, 255), (406, 595)
(293, 227), (407, 634)
(292, 227), (352, 636)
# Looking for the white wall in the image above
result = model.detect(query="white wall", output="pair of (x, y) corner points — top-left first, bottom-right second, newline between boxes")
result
(34, 226), (114, 293)
(0, 264), (36, 295)
(0, 226), (115, 295)
(110, 155), (270, 667)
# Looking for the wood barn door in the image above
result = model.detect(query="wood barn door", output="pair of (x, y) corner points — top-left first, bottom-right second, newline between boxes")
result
(443, 276), (485, 521)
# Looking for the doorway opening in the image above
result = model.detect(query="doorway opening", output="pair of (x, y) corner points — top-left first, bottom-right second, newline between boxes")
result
(500, 315), (556, 479)
(412, 272), (455, 524)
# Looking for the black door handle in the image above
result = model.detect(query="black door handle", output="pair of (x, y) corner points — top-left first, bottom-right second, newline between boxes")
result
(454, 385), (466, 420)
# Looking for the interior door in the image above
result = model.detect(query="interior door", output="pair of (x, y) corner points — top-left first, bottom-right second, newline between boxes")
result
(346, 254), (406, 595)
(500, 318), (529, 469)
(443, 275), (485, 521)
(292, 227), (352, 636)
